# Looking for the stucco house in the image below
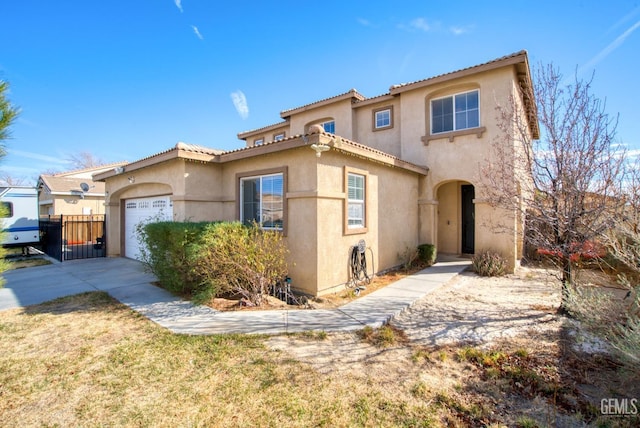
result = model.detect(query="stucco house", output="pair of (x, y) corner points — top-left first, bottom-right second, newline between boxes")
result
(95, 50), (539, 297)
(37, 162), (127, 216)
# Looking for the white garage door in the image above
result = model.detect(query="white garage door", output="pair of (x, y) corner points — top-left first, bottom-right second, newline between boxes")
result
(124, 196), (173, 260)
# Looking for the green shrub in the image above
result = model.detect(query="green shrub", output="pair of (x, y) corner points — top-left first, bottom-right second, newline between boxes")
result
(417, 244), (437, 266)
(192, 222), (289, 306)
(137, 221), (212, 294)
(472, 250), (507, 277)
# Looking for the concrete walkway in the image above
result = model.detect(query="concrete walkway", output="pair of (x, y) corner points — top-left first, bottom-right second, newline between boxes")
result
(0, 256), (471, 335)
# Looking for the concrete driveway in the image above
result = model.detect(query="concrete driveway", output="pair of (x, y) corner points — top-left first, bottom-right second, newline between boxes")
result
(0, 257), (161, 311)
(0, 256), (471, 335)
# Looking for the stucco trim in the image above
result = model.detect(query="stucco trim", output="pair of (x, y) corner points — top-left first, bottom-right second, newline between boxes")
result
(422, 126), (487, 144)
(372, 105), (394, 132)
(287, 190), (345, 200)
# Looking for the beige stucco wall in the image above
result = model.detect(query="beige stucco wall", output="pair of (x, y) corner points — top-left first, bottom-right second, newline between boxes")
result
(102, 142), (424, 296)
(353, 99), (402, 158)
(39, 195), (106, 216)
(395, 67), (528, 271)
(287, 98), (355, 139)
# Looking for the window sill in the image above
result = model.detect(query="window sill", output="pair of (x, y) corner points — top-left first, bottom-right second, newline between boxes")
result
(421, 126), (486, 145)
(344, 227), (368, 236)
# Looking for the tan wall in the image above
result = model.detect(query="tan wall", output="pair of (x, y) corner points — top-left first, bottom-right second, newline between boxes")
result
(103, 143), (423, 296)
(353, 99), (402, 157)
(398, 67), (526, 270)
(288, 98), (355, 139)
(39, 195), (106, 216)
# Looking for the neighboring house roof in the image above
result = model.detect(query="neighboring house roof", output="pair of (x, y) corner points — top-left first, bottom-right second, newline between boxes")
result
(94, 132), (428, 182)
(38, 162), (127, 197)
(38, 175), (106, 197)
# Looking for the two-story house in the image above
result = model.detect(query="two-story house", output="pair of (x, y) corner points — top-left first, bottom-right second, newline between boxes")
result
(95, 50), (539, 297)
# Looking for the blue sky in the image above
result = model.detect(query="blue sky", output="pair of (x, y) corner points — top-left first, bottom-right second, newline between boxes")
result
(1, 0), (639, 184)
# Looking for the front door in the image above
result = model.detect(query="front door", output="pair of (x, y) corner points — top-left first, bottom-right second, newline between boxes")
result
(461, 185), (475, 254)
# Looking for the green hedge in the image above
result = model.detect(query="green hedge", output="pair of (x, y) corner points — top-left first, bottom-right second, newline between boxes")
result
(137, 221), (213, 294)
(138, 221), (289, 306)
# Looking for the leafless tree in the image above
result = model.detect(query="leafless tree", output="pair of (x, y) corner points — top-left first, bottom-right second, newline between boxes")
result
(66, 151), (104, 170)
(0, 172), (27, 186)
(482, 64), (627, 310)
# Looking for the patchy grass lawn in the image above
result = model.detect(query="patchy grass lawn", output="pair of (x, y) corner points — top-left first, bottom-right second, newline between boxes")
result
(1, 264), (638, 427)
(0, 292), (439, 427)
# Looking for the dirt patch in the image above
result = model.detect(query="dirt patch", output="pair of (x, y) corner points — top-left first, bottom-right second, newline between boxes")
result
(267, 266), (640, 426)
(206, 264), (426, 311)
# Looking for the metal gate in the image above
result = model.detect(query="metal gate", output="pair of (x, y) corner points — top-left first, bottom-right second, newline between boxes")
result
(39, 215), (106, 262)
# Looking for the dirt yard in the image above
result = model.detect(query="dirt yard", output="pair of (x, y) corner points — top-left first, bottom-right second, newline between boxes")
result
(268, 265), (640, 426)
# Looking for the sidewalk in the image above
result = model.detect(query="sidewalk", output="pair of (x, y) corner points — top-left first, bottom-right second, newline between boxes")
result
(1, 256), (471, 335)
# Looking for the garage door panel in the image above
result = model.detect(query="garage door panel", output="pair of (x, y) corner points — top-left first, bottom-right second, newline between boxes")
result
(124, 196), (173, 260)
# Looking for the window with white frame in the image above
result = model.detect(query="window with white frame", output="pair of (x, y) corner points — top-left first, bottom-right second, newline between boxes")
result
(431, 89), (479, 134)
(240, 173), (284, 230)
(321, 120), (335, 134)
(254, 138), (264, 146)
(347, 173), (365, 228)
(374, 108), (392, 129)
(274, 133), (285, 141)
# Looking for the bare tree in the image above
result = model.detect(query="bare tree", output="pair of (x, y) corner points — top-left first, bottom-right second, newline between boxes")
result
(66, 151), (104, 170)
(483, 64), (626, 310)
(607, 156), (640, 272)
(0, 172), (27, 186)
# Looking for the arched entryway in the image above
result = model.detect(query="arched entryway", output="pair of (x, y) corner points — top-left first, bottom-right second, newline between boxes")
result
(435, 180), (475, 255)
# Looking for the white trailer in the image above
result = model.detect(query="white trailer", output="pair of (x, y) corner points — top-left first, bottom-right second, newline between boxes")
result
(0, 186), (40, 247)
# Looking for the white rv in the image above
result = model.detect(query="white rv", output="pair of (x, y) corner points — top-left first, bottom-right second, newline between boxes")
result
(0, 186), (40, 247)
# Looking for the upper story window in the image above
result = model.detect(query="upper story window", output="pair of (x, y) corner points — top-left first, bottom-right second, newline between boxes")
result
(240, 173), (284, 231)
(254, 138), (264, 146)
(273, 133), (285, 141)
(373, 106), (393, 130)
(431, 89), (479, 134)
(321, 120), (335, 134)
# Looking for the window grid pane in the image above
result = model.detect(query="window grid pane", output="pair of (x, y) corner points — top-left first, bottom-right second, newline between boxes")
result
(347, 173), (365, 228)
(432, 90), (479, 134)
(322, 121), (335, 133)
(375, 110), (390, 128)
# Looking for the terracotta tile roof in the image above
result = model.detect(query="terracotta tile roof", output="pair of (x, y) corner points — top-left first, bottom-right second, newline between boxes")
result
(279, 88), (365, 118)
(52, 161), (128, 177)
(237, 121), (289, 140)
(175, 142), (224, 155)
(388, 50), (529, 92)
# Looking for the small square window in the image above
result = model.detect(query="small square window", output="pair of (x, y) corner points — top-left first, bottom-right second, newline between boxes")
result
(254, 138), (264, 146)
(321, 120), (335, 134)
(274, 133), (285, 141)
(373, 106), (393, 131)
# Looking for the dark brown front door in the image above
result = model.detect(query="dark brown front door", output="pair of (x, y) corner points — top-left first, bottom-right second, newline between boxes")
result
(461, 185), (475, 254)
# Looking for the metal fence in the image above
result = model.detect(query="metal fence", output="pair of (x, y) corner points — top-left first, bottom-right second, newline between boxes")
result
(39, 214), (106, 261)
